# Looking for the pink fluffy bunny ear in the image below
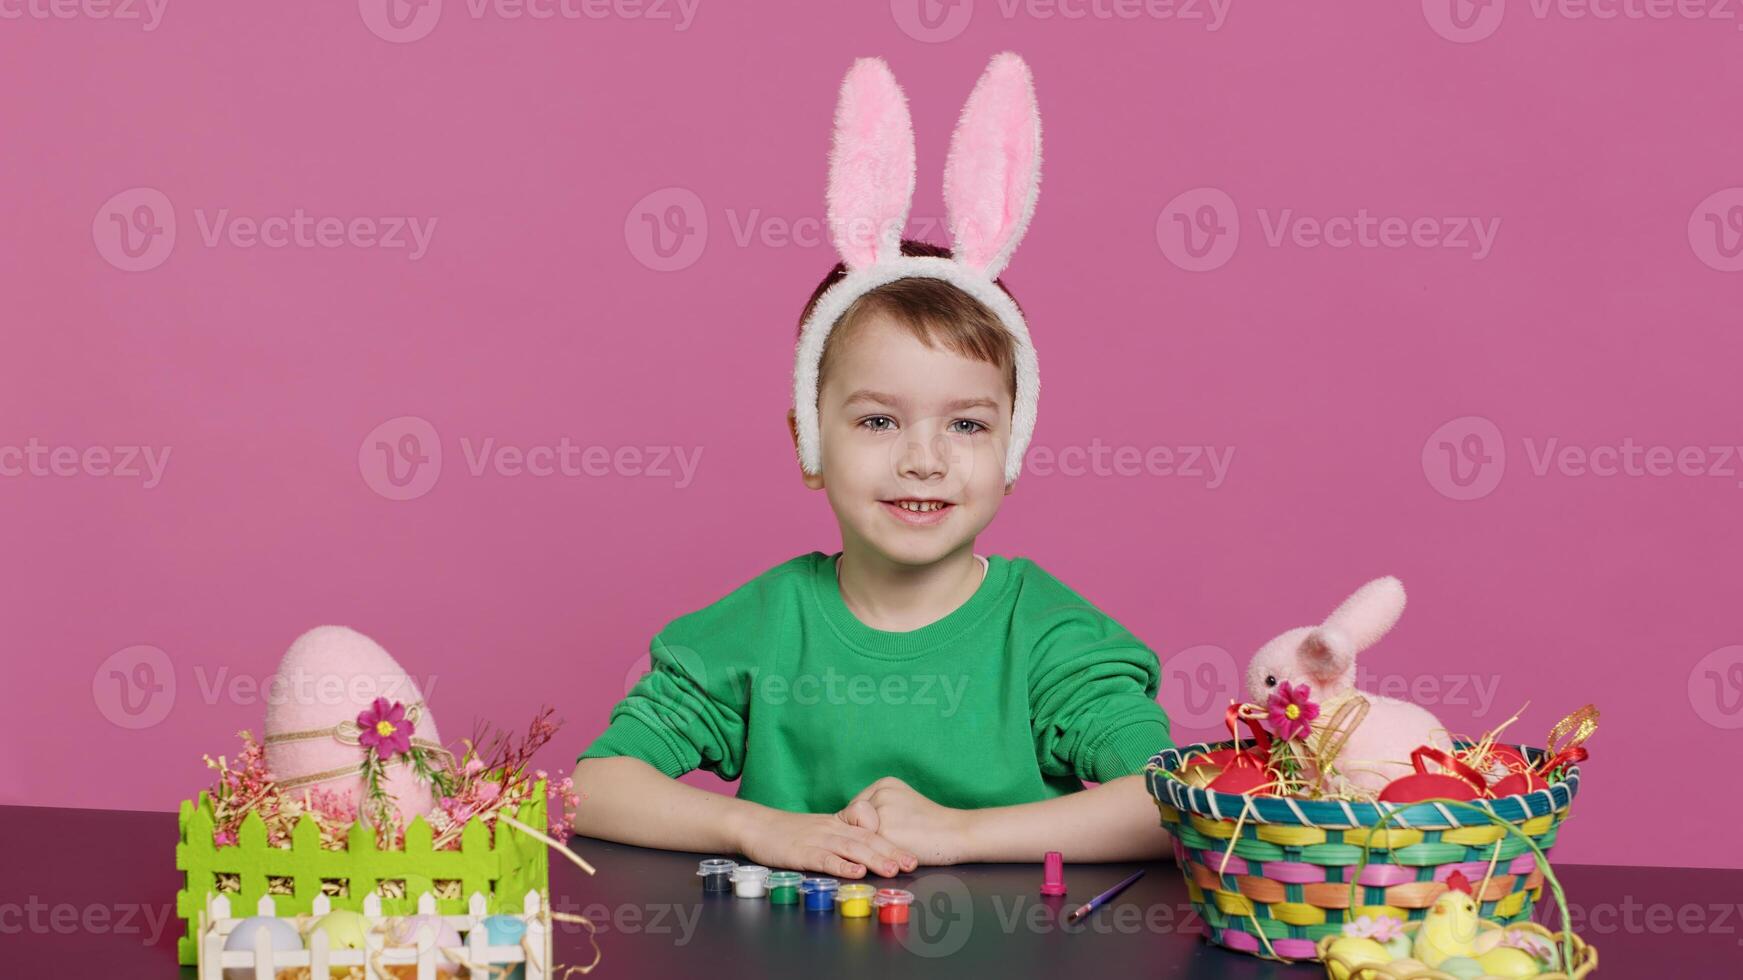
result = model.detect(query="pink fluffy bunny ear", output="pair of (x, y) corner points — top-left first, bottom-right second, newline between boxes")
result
(1323, 576), (1408, 655)
(826, 57), (916, 269)
(944, 51), (1042, 280)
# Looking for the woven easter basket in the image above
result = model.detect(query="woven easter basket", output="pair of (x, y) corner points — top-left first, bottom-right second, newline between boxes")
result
(1144, 741), (1581, 962)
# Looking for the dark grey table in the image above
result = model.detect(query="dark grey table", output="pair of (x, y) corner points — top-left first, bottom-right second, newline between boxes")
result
(0, 804), (1720, 974)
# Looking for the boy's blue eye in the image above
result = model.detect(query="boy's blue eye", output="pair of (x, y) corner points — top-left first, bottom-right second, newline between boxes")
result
(860, 416), (895, 432)
(950, 419), (988, 435)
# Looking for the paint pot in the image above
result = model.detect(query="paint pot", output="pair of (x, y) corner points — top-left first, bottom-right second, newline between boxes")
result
(697, 858), (738, 894)
(799, 876), (839, 912)
(731, 865), (771, 898)
(835, 884), (875, 918)
(766, 871), (803, 905)
(873, 888), (914, 925)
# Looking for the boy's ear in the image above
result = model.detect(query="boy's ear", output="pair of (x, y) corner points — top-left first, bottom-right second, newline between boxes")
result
(788, 409), (825, 490)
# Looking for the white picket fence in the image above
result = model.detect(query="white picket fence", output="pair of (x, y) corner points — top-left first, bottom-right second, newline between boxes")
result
(197, 888), (551, 979)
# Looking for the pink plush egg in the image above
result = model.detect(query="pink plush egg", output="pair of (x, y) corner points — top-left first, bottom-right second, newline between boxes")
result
(264, 626), (444, 829)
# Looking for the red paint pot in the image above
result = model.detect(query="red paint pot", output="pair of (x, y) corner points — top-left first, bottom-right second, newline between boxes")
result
(873, 888), (913, 925)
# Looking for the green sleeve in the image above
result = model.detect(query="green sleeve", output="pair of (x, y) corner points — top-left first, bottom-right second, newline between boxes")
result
(1028, 609), (1175, 784)
(577, 633), (749, 780)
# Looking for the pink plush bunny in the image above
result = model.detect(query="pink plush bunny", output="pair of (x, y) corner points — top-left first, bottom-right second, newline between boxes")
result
(1244, 576), (1451, 795)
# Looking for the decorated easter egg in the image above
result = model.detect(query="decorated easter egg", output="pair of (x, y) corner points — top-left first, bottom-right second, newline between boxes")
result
(1378, 772), (1481, 803)
(481, 915), (529, 980)
(223, 916), (302, 980)
(482, 914), (528, 944)
(1472, 927), (1503, 955)
(1491, 769), (1550, 797)
(1324, 936), (1389, 980)
(386, 915), (463, 975)
(1477, 945), (1545, 978)
(1436, 955), (1485, 978)
(264, 626), (444, 829)
(1380, 932), (1413, 960)
(1207, 763), (1273, 795)
(309, 909), (370, 951)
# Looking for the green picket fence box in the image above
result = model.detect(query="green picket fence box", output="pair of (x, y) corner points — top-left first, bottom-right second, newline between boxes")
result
(174, 778), (550, 966)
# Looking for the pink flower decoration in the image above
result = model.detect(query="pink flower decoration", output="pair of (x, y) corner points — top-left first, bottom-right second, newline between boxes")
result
(1501, 930), (1555, 961)
(1342, 915), (1404, 941)
(1369, 916), (1404, 942)
(1266, 682), (1320, 742)
(356, 697), (411, 759)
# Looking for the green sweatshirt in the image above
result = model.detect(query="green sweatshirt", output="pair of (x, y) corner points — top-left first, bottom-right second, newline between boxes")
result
(577, 551), (1174, 813)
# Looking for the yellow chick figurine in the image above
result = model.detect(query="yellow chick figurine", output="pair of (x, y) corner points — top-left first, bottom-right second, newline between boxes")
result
(1413, 871), (1482, 968)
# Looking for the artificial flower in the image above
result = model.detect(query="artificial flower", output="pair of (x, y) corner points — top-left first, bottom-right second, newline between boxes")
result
(1266, 682), (1320, 741)
(356, 697), (412, 759)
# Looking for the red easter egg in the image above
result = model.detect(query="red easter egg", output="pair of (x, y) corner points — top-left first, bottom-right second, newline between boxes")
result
(1490, 770), (1549, 797)
(1378, 773), (1482, 803)
(1208, 764), (1274, 796)
(1187, 748), (1240, 769)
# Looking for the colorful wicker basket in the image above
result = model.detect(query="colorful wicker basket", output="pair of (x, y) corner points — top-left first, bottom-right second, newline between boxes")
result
(1145, 741), (1582, 962)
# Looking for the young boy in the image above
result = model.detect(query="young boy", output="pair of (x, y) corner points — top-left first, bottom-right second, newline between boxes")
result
(571, 55), (1175, 879)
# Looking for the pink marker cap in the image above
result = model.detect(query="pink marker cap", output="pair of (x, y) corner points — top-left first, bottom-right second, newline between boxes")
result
(1040, 851), (1067, 896)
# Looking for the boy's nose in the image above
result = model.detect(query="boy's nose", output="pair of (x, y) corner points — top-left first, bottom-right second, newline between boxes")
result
(894, 430), (951, 481)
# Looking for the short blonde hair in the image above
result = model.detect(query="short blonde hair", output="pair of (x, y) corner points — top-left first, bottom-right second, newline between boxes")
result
(797, 240), (1021, 407)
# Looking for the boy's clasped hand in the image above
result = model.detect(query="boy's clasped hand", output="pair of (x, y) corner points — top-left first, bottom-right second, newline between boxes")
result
(736, 776), (969, 878)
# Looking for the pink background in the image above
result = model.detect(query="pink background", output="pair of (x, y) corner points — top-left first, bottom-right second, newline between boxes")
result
(3, 2), (1740, 869)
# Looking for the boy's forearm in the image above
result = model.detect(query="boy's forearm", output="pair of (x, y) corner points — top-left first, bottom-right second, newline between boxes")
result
(961, 775), (1174, 863)
(569, 756), (759, 854)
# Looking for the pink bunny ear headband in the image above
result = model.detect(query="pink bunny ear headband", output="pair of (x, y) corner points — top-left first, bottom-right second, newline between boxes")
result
(791, 52), (1043, 486)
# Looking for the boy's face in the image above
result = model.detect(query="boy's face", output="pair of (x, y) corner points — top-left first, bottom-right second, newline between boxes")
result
(790, 310), (1015, 568)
